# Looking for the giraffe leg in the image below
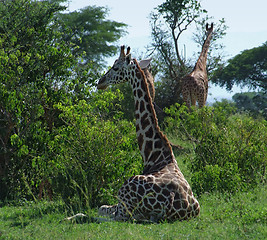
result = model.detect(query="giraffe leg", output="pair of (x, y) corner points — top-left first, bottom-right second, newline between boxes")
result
(182, 90), (191, 108)
(197, 96), (205, 108)
(203, 90), (208, 105)
(196, 84), (206, 108)
(98, 204), (117, 218)
(191, 94), (197, 107)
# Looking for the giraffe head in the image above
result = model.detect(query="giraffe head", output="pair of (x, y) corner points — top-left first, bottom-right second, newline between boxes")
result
(97, 46), (132, 89)
(206, 23), (214, 33)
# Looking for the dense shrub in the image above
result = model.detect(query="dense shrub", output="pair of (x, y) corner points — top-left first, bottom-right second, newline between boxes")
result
(4, 90), (142, 207)
(0, 0), (132, 207)
(164, 102), (266, 195)
(0, 0), (76, 201)
(53, 90), (142, 207)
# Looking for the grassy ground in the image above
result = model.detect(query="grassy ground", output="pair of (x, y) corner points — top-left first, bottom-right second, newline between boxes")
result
(1, 134), (266, 239)
(0, 184), (266, 240)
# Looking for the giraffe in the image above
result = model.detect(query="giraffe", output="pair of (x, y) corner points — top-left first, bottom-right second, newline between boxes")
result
(97, 46), (200, 222)
(181, 23), (214, 108)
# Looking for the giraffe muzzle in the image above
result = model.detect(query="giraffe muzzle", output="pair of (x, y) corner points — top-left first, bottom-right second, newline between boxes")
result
(97, 76), (108, 90)
(97, 83), (108, 90)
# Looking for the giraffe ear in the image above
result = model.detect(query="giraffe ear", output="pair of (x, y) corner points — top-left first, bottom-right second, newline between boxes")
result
(126, 53), (132, 64)
(139, 58), (152, 69)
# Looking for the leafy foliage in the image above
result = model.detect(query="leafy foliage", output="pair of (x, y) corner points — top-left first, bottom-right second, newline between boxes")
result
(0, 0), (131, 204)
(52, 90), (142, 207)
(0, 0), (77, 199)
(58, 5), (127, 66)
(213, 41), (267, 92)
(109, 83), (135, 121)
(233, 92), (267, 119)
(164, 102), (266, 195)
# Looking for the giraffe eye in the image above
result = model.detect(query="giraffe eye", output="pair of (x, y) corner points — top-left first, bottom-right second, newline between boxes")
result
(113, 67), (119, 71)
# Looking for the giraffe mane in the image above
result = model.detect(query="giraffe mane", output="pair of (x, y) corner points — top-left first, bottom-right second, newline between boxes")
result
(133, 58), (173, 151)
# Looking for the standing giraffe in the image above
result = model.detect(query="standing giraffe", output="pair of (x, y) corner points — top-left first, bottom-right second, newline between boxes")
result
(181, 23), (214, 108)
(97, 46), (200, 222)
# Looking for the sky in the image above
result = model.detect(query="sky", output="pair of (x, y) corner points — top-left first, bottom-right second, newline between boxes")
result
(67, 0), (267, 102)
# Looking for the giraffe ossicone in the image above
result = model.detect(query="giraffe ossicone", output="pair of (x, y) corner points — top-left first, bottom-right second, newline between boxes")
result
(97, 46), (200, 222)
(181, 23), (214, 108)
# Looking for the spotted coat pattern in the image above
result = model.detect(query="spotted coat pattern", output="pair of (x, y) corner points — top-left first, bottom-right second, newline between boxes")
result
(97, 46), (200, 222)
(182, 23), (213, 108)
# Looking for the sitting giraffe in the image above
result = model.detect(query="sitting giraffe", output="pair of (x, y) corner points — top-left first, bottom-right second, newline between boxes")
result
(181, 23), (214, 108)
(97, 46), (200, 222)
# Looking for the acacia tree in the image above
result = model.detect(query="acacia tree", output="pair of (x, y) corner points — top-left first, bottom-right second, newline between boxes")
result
(149, 0), (227, 109)
(58, 5), (127, 66)
(213, 41), (267, 118)
(212, 41), (267, 92)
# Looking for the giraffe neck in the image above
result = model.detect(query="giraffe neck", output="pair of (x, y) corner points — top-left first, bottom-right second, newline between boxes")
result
(194, 30), (213, 72)
(130, 59), (174, 174)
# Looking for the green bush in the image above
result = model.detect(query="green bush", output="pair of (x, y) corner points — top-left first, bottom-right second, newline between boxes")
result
(0, 0), (133, 206)
(0, 0), (79, 200)
(53, 90), (142, 208)
(4, 89), (142, 207)
(164, 102), (266, 195)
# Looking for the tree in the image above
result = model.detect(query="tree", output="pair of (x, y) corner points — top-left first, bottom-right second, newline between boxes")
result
(149, 0), (227, 110)
(212, 41), (267, 93)
(0, 0), (128, 200)
(0, 0), (78, 199)
(232, 92), (267, 119)
(212, 42), (267, 118)
(58, 5), (127, 66)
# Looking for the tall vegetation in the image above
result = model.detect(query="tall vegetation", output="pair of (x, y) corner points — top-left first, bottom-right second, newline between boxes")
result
(50, 91), (142, 207)
(0, 0), (76, 199)
(213, 42), (267, 117)
(164, 102), (266, 195)
(58, 4), (127, 66)
(0, 0), (130, 202)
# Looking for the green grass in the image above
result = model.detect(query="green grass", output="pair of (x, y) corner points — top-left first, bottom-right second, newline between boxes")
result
(0, 132), (266, 239)
(0, 185), (266, 240)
